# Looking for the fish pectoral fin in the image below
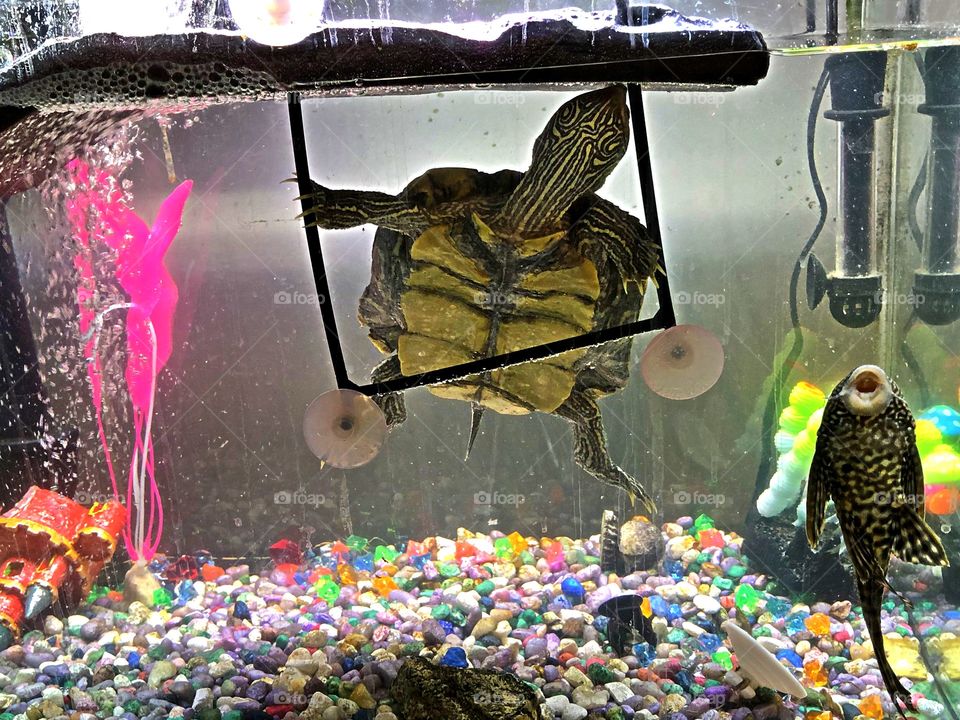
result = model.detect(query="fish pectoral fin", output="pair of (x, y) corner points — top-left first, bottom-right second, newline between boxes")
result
(805, 438), (832, 549)
(892, 506), (950, 567)
(902, 440), (925, 517)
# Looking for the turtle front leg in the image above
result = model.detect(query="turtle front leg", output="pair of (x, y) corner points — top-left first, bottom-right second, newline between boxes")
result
(556, 386), (656, 515)
(370, 355), (407, 428)
(570, 197), (662, 292)
(297, 180), (426, 235)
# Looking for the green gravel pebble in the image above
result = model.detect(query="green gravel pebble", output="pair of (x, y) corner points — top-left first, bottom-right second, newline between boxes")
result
(727, 565), (747, 579)
(394, 577), (414, 591)
(520, 609), (540, 624)
(586, 664), (617, 684)
(123, 700), (142, 714)
(439, 563), (460, 578)
(475, 580), (495, 596)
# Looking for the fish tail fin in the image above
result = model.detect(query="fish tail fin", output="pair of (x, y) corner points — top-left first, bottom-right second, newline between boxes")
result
(892, 505), (950, 567)
(465, 402), (484, 460)
(858, 577), (914, 716)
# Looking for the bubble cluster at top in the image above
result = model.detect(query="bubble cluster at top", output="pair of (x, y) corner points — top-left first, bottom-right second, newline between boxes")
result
(0, 60), (280, 110)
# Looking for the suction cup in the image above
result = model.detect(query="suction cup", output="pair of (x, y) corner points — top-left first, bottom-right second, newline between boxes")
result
(303, 389), (387, 468)
(640, 324), (724, 400)
(806, 253), (828, 310)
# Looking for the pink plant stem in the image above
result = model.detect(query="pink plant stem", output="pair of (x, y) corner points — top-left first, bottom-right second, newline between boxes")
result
(85, 305), (162, 561)
(137, 318), (158, 556)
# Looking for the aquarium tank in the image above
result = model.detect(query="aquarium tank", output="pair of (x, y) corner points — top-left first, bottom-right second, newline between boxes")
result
(0, 0), (959, 719)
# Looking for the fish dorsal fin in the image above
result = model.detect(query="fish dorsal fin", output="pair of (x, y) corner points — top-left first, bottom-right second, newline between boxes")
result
(892, 506), (950, 567)
(465, 402), (484, 460)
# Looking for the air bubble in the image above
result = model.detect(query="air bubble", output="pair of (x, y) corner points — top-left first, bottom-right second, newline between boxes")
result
(0, 60), (279, 109)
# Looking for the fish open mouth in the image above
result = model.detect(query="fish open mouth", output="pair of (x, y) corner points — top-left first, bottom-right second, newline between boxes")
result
(854, 372), (881, 394)
(843, 365), (892, 416)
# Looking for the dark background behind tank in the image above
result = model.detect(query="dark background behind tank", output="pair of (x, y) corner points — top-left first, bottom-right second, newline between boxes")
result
(2, 54), (956, 578)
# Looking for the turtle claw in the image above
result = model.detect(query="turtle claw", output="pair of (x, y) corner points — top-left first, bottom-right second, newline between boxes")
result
(590, 461), (656, 516)
(626, 485), (657, 518)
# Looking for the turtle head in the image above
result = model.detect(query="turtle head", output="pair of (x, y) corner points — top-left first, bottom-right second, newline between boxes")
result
(496, 86), (630, 236)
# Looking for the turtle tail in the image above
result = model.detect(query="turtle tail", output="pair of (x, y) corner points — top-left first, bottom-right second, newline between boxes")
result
(465, 402), (484, 460)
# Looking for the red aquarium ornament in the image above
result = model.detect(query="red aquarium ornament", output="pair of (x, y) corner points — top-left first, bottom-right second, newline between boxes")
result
(0, 487), (126, 649)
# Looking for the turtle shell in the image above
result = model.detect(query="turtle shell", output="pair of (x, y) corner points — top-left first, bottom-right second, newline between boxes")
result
(356, 168), (646, 418)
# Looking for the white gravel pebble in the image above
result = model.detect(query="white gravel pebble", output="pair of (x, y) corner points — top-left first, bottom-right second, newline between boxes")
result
(561, 704), (588, 720)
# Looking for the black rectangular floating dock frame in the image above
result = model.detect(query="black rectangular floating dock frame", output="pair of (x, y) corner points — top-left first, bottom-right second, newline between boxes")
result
(290, 83), (679, 396)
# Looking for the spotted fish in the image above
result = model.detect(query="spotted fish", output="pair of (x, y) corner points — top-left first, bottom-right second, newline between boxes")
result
(806, 365), (949, 716)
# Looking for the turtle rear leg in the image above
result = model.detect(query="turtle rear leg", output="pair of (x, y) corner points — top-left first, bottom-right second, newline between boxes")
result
(556, 387), (656, 515)
(370, 355), (406, 428)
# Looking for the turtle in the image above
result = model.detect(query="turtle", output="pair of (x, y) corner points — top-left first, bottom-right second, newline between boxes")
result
(298, 86), (661, 512)
(391, 656), (542, 720)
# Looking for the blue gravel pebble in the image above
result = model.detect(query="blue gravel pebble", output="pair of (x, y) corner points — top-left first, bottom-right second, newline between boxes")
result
(440, 647), (469, 668)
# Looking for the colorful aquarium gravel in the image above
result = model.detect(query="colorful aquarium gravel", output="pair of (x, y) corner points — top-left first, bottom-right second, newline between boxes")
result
(0, 516), (954, 720)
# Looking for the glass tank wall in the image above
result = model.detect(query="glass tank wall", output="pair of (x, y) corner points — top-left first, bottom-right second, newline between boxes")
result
(0, 2), (958, 720)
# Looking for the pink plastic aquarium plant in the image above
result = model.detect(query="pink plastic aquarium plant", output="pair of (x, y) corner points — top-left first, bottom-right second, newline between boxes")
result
(66, 159), (192, 563)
